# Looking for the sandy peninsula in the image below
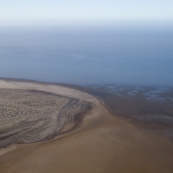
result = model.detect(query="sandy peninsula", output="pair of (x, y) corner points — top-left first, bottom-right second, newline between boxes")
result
(0, 79), (173, 173)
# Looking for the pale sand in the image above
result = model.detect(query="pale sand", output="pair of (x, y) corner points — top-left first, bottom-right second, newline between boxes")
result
(0, 79), (173, 173)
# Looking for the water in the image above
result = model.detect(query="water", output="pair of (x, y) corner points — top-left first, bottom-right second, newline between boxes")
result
(0, 26), (173, 86)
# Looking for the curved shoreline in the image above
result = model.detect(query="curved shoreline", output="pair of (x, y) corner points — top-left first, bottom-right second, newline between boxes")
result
(0, 79), (95, 148)
(0, 79), (100, 104)
(1, 79), (173, 173)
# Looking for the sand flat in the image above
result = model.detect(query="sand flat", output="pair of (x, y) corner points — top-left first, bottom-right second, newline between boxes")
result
(0, 79), (173, 173)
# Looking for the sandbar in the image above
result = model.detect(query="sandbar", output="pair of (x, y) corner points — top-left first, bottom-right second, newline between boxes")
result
(0, 79), (173, 173)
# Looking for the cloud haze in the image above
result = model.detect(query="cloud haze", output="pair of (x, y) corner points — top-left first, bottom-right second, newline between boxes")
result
(1, 0), (173, 27)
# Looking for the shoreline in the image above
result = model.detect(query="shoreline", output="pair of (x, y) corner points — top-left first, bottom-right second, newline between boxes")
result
(0, 79), (94, 148)
(1, 78), (173, 173)
(0, 77), (85, 89)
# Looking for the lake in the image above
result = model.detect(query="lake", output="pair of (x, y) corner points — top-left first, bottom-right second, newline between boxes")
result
(0, 25), (173, 86)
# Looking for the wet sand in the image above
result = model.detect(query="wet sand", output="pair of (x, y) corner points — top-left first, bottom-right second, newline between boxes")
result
(86, 85), (173, 142)
(0, 79), (173, 173)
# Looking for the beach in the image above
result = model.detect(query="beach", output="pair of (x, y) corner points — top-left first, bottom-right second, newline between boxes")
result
(0, 79), (173, 173)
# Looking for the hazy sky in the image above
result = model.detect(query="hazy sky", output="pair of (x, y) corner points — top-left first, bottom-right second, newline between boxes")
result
(1, 0), (173, 26)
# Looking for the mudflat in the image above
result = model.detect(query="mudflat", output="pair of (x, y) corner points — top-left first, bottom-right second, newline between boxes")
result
(0, 79), (173, 173)
(0, 89), (91, 147)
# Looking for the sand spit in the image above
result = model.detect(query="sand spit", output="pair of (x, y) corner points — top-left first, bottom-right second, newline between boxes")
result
(0, 79), (173, 173)
(0, 89), (91, 147)
(0, 80), (93, 147)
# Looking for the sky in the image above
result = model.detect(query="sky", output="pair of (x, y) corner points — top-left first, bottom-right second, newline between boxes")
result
(0, 0), (173, 27)
(0, 0), (173, 86)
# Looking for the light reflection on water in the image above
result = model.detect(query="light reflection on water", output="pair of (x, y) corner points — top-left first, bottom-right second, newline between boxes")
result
(87, 84), (173, 102)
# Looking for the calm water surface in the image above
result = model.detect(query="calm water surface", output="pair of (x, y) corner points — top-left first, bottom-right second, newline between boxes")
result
(0, 26), (173, 86)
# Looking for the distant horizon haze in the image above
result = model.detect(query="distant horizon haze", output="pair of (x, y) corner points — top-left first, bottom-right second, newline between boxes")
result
(1, 0), (173, 27)
(0, 25), (173, 87)
(1, 1), (173, 86)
